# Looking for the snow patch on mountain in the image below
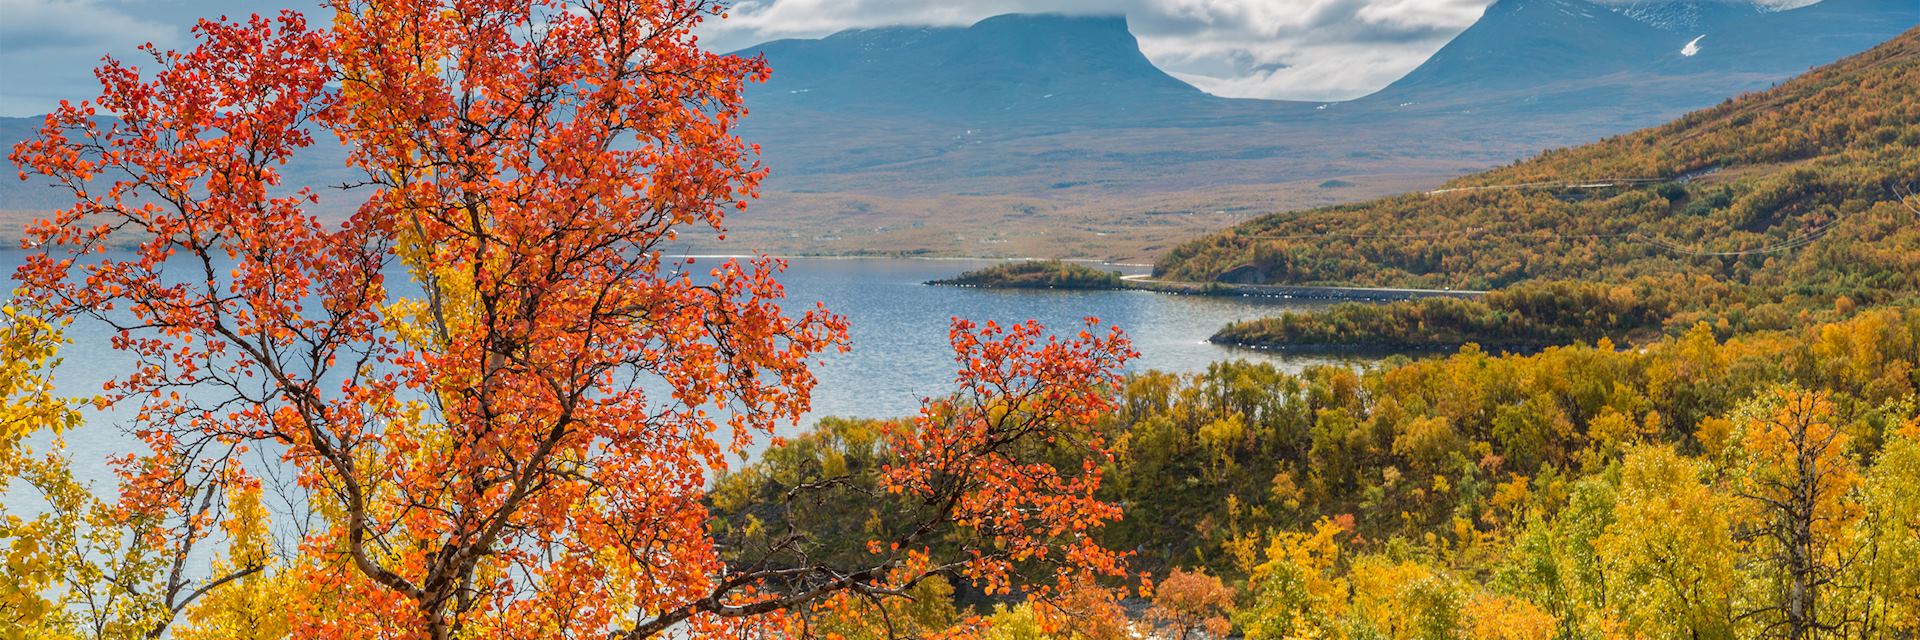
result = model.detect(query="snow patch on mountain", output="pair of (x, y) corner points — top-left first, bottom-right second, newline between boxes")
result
(1617, 2), (1703, 30)
(1609, 0), (1762, 32)
(1682, 34), (1706, 56)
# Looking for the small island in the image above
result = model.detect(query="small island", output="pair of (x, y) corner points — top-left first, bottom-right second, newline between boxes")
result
(928, 260), (1124, 289)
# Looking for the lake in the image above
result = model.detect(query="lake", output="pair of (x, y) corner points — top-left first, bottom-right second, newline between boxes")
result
(762, 257), (1349, 425)
(14, 253), (1352, 465)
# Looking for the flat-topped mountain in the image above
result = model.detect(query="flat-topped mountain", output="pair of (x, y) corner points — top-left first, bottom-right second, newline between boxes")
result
(737, 1), (1917, 126)
(738, 14), (1248, 124)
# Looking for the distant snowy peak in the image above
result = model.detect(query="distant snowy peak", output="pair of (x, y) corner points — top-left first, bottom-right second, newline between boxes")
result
(1500, 0), (1602, 20)
(1608, 0), (1762, 32)
(1615, 1), (1707, 31)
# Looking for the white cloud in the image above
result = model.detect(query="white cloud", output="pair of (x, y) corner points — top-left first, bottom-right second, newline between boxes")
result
(1166, 41), (1447, 100)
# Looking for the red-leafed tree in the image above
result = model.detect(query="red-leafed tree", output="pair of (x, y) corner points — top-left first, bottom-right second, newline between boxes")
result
(9, 1), (1136, 638)
(711, 317), (1138, 638)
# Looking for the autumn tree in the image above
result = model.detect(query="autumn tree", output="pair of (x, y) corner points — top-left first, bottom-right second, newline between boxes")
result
(9, 2), (1136, 638)
(1236, 516), (1351, 639)
(782, 577), (962, 639)
(1596, 445), (1737, 639)
(1460, 593), (1557, 640)
(1, 302), (277, 640)
(1839, 415), (1920, 637)
(1729, 389), (1863, 639)
(704, 317), (1137, 639)
(978, 580), (1136, 640)
(1148, 568), (1235, 640)
(0, 305), (86, 636)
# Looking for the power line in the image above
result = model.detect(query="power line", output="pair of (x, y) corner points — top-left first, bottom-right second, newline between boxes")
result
(1240, 227), (1486, 241)
(1425, 178), (1666, 195)
(1632, 219), (1839, 256)
(1896, 181), (1920, 216)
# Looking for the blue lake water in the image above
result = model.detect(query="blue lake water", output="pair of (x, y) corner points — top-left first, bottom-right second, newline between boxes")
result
(12, 253), (1352, 468)
(771, 257), (1347, 424)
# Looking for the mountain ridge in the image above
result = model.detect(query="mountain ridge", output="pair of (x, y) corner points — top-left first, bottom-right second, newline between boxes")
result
(5, 5), (1915, 262)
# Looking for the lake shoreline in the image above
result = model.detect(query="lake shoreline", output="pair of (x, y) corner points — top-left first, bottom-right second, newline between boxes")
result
(1115, 275), (1488, 302)
(675, 253), (1154, 270)
(888, 254), (1490, 303)
(1205, 336), (1548, 356)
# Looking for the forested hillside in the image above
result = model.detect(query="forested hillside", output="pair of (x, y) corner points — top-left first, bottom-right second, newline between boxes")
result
(716, 308), (1920, 638)
(1158, 28), (1920, 346)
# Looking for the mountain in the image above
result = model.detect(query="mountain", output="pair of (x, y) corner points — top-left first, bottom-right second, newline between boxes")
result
(1157, 26), (1920, 298)
(1609, 0), (1762, 32)
(738, 14), (1239, 123)
(1371, 0), (1671, 99)
(699, 5), (1914, 260)
(1691, 0), (1920, 71)
(1364, 0), (1918, 113)
(5, 6), (1914, 262)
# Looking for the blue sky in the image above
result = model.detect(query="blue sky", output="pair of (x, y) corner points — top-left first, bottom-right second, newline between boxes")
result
(0, 0), (1813, 115)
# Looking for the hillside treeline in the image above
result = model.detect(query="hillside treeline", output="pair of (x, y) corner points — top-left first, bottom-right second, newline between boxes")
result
(1156, 30), (1920, 349)
(1207, 275), (1887, 351)
(714, 308), (1920, 638)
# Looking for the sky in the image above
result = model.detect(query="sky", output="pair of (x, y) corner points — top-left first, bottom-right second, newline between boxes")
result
(0, 0), (1811, 116)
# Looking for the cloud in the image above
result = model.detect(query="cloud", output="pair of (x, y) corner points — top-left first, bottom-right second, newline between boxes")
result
(1164, 41), (1449, 101)
(702, 0), (1499, 101)
(0, 0), (299, 115)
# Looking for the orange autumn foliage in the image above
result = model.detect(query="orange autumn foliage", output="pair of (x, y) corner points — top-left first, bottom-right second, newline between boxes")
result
(8, 2), (1136, 639)
(1148, 568), (1236, 640)
(879, 318), (1135, 597)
